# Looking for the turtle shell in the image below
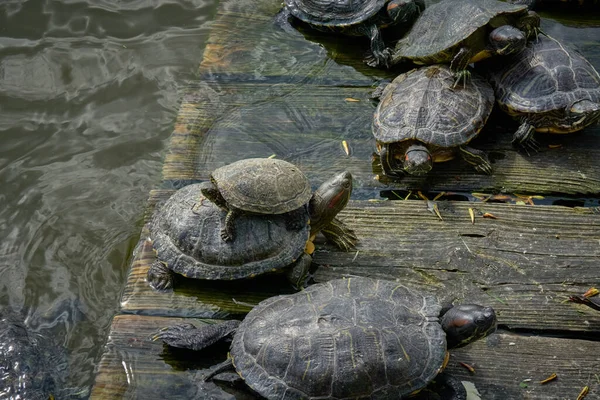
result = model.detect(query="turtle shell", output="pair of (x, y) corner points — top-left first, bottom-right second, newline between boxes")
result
(285, 0), (387, 27)
(373, 65), (494, 147)
(149, 184), (309, 280)
(212, 158), (312, 215)
(488, 35), (600, 115)
(397, 0), (528, 59)
(231, 277), (446, 399)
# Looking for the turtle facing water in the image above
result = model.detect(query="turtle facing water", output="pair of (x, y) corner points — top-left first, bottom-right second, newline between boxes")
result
(155, 277), (497, 399)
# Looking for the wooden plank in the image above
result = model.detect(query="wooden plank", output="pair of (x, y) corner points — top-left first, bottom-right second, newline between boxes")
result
(163, 80), (600, 197)
(121, 192), (600, 334)
(90, 315), (600, 400)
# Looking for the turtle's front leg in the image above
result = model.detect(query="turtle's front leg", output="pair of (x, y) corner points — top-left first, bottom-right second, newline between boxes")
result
(321, 217), (358, 251)
(222, 209), (241, 242)
(147, 261), (175, 290)
(459, 146), (492, 175)
(153, 320), (241, 351)
(378, 146), (405, 178)
(285, 252), (313, 289)
(362, 24), (391, 68)
(512, 121), (539, 154)
(450, 47), (473, 86)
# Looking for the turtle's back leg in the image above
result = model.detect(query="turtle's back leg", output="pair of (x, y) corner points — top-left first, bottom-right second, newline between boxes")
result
(147, 261), (174, 291)
(153, 320), (241, 351)
(458, 146), (492, 175)
(512, 121), (539, 154)
(361, 23), (391, 68)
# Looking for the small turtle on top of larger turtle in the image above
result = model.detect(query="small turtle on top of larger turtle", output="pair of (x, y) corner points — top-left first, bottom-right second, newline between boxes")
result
(484, 34), (600, 151)
(372, 65), (494, 177)
(276, 0), (424, 68)
(147, 167), (356, 290)
(391, 0), (540, 81)
(200, 158), (313, 242)
(155, 277), (497, 399)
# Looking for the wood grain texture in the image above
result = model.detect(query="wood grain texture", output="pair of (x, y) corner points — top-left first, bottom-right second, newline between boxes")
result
(121, 190), (600, 334)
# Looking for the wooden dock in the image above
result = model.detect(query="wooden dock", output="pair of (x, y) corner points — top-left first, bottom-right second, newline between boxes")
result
(90, 1), (600, 399)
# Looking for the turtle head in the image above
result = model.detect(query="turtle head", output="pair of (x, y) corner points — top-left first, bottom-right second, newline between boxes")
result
(441, 304), (497, 349)
(199, 179), (228, 210)
(309, 171), (352, 235)
(385, 0), (421, 24)
(489, 25), (526, 56)
(403, 144), (432, 175)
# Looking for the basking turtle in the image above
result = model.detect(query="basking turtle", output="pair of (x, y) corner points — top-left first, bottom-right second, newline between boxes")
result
(372, 65), (494, 177)
(391, 0), (540, 80)
(200, 158), (314, 242)
(485, 34), (600, 151)
(147, 171), (356, 290)
(155, 277), (497, 399)
(276, 0), (424, 68)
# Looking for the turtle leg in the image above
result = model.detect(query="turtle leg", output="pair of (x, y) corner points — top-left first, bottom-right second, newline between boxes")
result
(285, 252), (313, 289)
(147, 261), (175, 291)
(428, 372), (467, 400)
(450, 47), (473, 87)
(458, 146), (492, 175)
(222, 209), (241, 242)
(283, 207), (308, 232)
(203, 359), (236, 382)
(321, 217), (358, 251)
(379, 145), (404, 178)
(370, 80), (390, 101)
(512, 121), (539, 154)
(153, 320), (241, 351)
(362, 23), (391, 68)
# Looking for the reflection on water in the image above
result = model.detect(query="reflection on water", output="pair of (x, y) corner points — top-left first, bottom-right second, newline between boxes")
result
(0, 0), (217, 393)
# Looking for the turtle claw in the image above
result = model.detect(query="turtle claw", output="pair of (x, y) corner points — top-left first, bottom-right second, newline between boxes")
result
(474, 161), (493, 175)
(453, 70), (471, 88)
(147, 261), (174, 291)
(364, 48), (392, 68)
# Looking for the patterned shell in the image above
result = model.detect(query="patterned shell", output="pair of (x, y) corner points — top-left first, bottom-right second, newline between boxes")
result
(231, 277), (446, 399)
(212, 158), (312, 215)
(373, 65), (494, 147)
(397, 0), (528, 58)
(149, 184), (309, 280)
(487, 35), (600, 113)
(285, 0), (387, 26)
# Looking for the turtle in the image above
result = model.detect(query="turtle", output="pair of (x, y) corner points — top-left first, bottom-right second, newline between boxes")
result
(147, 171), (357, 290)
(154, 277), (497, 399)
(200, 158), (315, 242)
(0, 309), (67, 400)
(390, 0), (541, 82)
(275, 0), (425, 68)
(484, 34), (600, 152)
(372, 65), (494, 177)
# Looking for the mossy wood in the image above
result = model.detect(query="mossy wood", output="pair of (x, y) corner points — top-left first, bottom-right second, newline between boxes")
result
(93, 0), (600, 398)
(90, 315), (599, 400)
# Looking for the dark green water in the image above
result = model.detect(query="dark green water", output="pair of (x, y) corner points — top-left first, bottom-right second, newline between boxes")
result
(0, 0), (217, 393)
(0, 0), (599, 397)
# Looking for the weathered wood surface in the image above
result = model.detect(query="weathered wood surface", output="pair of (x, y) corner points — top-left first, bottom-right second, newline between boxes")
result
(90, 315), (600, 400)
(120, 189), (600, 334)
(92, 0), (600, 398)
